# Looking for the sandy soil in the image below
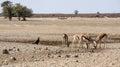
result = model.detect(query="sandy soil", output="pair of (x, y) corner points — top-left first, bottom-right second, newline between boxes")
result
(0, 17), (120, 67)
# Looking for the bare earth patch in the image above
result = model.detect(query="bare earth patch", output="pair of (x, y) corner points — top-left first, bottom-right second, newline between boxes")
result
(0, 17), (120, 67)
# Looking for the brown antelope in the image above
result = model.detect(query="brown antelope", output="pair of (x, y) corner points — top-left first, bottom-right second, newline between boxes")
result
(81, 34), (96, 49)
(63, 33), (69, 47)
(72, 34), (85, 47)
(94, 33), (108, 48)
(72, 34), (95, 49)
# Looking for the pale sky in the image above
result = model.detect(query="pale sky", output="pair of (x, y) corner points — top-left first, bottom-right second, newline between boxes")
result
(0, 0), (120, 14)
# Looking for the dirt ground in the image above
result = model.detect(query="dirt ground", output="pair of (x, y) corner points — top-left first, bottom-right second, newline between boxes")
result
(0, 17), (120, 67)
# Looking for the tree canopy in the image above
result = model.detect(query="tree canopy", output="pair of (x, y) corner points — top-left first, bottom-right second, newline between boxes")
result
(1, 1), (13, 20)
(1, 1), (33, 21)
(74, 10), (79, 15)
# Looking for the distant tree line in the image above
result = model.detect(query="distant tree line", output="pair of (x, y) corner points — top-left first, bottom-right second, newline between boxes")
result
(1, 1), (33, 21)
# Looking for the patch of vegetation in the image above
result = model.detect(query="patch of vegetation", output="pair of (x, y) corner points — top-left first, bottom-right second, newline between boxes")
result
(1, 1), (33, 21)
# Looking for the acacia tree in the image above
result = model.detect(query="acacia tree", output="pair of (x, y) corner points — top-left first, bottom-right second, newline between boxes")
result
(96, 12), (100, 17)
(1, 1), (32, 21)
(74, 10), (79, 15)
(1, 1), (13, 20)
(12, 4), (23, 21)
(13, 4), (32, 21)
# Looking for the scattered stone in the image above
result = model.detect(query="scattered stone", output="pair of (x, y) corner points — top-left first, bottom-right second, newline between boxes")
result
(41, 59), (44, 61)
(58, 55), (61, 57)
(13, 47), (16, 48)
(91, 50), (95, 53)
(8, 49), (13, 51)
(55, 50), (63, 54)
(112, 63), (115, 65)
(31, 56), (34, 58)
(74, 55), (79, 58)
(77, 49), (80, 51)
(65, 55), (70, 58)
(22, 58), (25, 61)
(93, 59), (96, 62)
(89, 50), (94, 53)
(51, 56), (54, 58)
(47, 55), (50, 58)
(3, 60), (8, 65)
(10, 57), (16, 61)
(4, 57), (17, 63)
(45, 47), (49, 50)
(2, 49), (9, 54)
(47, 53), (51, 58)
(17, 48), (20, 51)
(76, 60), (79, 62)
(39, 48), (41, 50)
(32, 51), (35, 53)
(35, 51), (38, 54)
(48, 53), (51, 56)
(34, 47), (36, 49)
(34, 59), (39, 61)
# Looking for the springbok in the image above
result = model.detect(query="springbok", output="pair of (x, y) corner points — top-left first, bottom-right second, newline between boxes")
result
(81, 34), (96, 49)
(63, 33), (69, 47)
(94, 33), (108, 48)
(72, 34), (85, 47)
(72, 34), (95, 49)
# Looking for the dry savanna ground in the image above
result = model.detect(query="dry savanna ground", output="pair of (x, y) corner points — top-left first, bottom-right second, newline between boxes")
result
(0, 17), (120, 67)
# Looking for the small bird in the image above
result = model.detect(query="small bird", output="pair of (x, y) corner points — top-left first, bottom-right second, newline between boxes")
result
(32, 37), (40, 45)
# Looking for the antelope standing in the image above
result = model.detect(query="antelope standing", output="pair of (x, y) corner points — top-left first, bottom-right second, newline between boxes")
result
(72, 34), (84, 47)
(81, 34), (96, 49)
(63, 33), (69, 47)
(94, 33), (108, 48)
(72, 34), (95, 49)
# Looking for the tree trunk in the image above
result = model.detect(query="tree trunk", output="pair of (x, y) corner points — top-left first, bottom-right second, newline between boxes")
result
(22, 16), (26, 21)
(18, 16), (21, 21)
(8, 15), (12, 21)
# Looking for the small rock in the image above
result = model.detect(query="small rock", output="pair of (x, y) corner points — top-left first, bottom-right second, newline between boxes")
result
(48, 53), (51, 56)
(47, 53), (51, 58)
(74, 55), (79, 58)
(34, 59), (39, 61)
(34, 47), (36, 49)
(91, 50), (94, 53)
(10, 57), (16, 61)
(8, 49), (13, 51)
(65, 55), (70, 58)
(51, 56), (54, 58)
(41, 59), (44, 61)
(93, 59), (96, 62)
(112, 63), (115, 65)
(55, 50), (63, 54)
(77, 49), (79, 51)
(17, 48), (20, 51)
(13, 47), (16, 48)
(76, 60), (79, 62)
(31, 56), (34, 58)
(3, 60), (8, 65)
(89, 50), (94, 53)
(32, 51), (35, 53)
(45, 47), (49, 50)
(58, 55), (61, 57)
(39, 48), (41, 50)
(2, 49), (9, 54)
(22, 58), (25, 61)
